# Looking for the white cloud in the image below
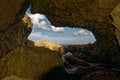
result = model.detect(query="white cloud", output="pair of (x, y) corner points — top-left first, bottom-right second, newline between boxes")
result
(27, 12), (65, 32)
(26, 7), (96, 45)
(51, 26), (65, 32)
(73, 28), (89, 36)
(27, 13), (51, 30)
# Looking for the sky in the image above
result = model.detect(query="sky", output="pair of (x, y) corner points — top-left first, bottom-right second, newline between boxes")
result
(26, 7), (96, 45)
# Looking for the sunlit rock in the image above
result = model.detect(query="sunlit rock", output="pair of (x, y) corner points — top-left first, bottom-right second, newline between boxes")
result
(34, 40), (64, 55)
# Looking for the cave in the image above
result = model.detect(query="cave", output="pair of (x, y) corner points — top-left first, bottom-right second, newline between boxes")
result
(30, 0), (120, 68)
(26, 7), (96, 45)
(0, 0), (120, 80)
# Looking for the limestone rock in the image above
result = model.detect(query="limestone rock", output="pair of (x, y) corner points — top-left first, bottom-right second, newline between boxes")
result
(0, 14), (32, 58)
(0, 1), (120, 80)
(31, 0), (120, 66)
(1, 75), (32, 80)
(0, 0), (119, 65)
(0, 47), (66, 80)
(34, 40), (64, 54)
(111, 3), (120, 46)
(31, 0), (119, 26)
(0, 0), (30, 31)
(26, 40), (34, 47)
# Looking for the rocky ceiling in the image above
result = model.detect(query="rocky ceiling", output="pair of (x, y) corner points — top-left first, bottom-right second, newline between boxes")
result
(0, 0), (120, 66)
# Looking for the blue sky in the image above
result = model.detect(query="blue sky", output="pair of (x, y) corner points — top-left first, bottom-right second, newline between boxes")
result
(26, 7), (96, 45)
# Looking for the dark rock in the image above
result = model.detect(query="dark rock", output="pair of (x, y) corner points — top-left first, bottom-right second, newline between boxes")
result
(64, 55), (89, 66)
(64, 62), (73, 69)
(0, 0), (30, 31)
(0, 14), (32, 58)
(65, 65), (109, 80)
(82, 70), (120, 80)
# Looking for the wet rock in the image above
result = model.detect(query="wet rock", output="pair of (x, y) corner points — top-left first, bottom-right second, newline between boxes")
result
(82, 70), (120, 80)
(65, 63), (110, 80)
(64, 62), (73, 69)
(64, 56), (89, 66)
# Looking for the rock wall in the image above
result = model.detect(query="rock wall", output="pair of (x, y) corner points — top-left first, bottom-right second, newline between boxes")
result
(0, 1), (68, 80)
(31, 0), (119, 26)
(31, 0), (120, 66)
(0, 14), (32, 58)
(0, 0), (120, 79)
(1, 75), (33, 80)
(0, 47), (66, 79)
(111, 3), (120, 46)
(0, 0), (119, 62)
(0, 0), (30, 31)
(0, 0), (31, 57)
(31, 0), (120, 52)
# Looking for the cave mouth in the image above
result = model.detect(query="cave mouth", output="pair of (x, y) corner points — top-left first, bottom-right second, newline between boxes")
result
(26, 7), (96, 45)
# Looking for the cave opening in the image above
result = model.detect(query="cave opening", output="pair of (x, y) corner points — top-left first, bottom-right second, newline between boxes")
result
(1, 1), (120, 80)
(26, 7), (96, 45)
(25, 7), (100, 80)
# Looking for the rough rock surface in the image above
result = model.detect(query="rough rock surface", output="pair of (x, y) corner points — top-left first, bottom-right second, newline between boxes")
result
(0, 0), (120, 80)
(1, 75), (33, 80)
(111, 3), (120, 46)
(62, 52), (120, 80)
(0, 47), (68, 80)
(0, 14), (32, 58)
(82, 70), (120, 80)
(0, 1), (69, 80)
(31, 0), (120, 67)
(0, 0), (30, 31)
(0, 0), (119, 64)
(31, 0), (120, 50)
(34, 40), (64, 54)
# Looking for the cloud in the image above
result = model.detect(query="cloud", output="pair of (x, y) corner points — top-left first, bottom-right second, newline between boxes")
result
(28, 27), (96, 44)
(27, 11), (65, 32)
(26, 7), (96, 45)
(27, 13), (51, 30)
(51, 26), (65, 32)
(73, 28), (89, 36)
